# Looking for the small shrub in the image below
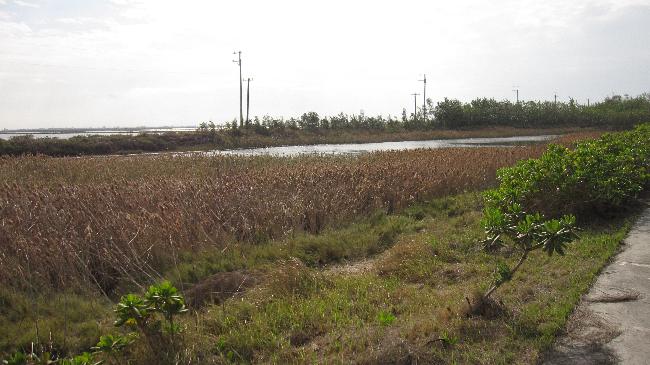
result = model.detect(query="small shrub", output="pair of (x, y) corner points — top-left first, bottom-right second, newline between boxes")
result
(478, 204), (578, 305)
(114, 281), (188, 360)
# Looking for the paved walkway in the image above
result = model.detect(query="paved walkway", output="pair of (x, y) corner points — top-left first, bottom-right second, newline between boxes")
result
(543, 207), (650, 365)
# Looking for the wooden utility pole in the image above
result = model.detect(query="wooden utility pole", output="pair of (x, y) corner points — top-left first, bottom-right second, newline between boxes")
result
(245, 77), (253, 125)
(418, 75), (427, 122)
(411, 93), (420, 120)
(233, 51), (243, 127)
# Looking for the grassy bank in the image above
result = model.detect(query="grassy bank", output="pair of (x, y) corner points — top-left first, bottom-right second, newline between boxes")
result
(184, 193), (636, 364)
(0, 192), (638, 363)
(0, 126), (597, 157)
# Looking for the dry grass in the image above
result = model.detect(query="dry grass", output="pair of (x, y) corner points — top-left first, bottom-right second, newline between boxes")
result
(0, 132), (600, 292)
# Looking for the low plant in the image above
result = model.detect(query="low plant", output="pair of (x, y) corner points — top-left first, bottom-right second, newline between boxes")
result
(58, 353), (101, 365)
(439, 330), (459, 347)
(114, 281), (187, 360)
(377, 310), (396, 326)
(91, 334), (137, 365)
(479, 203), (578, 303)
(2, 352), (100, 365)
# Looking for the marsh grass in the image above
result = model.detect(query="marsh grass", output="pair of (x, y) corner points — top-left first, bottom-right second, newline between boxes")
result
(2, 144), (565, 291)
(0, 192), (635, 363)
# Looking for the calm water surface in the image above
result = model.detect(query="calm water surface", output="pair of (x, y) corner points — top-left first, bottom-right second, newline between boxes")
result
(214, 135), (558, 156)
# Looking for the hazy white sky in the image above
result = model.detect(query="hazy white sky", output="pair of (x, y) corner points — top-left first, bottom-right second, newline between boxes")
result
(1, 0), (649, 129)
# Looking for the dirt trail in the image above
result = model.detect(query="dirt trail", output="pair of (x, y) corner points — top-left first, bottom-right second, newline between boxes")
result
(543, 207), (650, 365)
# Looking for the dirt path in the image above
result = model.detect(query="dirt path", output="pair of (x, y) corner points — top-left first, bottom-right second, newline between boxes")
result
(543, 207), (650, 365)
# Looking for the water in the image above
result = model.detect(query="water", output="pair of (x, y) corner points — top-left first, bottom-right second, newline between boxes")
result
(0, 127), (196, 140)
(214, 135), (558, 156)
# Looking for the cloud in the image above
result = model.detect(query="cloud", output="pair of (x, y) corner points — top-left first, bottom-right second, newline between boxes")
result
(0, 19), (31, 35)
(13, 0), (39, 8)
(0, 0), (648, 129)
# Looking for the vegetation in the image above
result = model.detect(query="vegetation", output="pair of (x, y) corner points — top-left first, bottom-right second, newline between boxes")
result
(475, 122), (649, 312)
(480, 208), (578, 302)
(1, 125), (648, 363)
(1, 192), (638, 363)
(1, 93), (647, 156)
(3, 136), (593, 292)
(431, 94), (650, 129)
(485, 123), (650, 217)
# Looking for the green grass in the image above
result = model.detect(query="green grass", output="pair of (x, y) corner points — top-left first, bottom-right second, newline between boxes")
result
(0, 288), (111, 355)
(175, 193), (635, 364)
(0, 192), (637, 364)
(167, 211), (424, 286)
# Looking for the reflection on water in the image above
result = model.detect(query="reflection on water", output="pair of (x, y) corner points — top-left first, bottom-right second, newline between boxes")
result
(213, 135), (558, 156)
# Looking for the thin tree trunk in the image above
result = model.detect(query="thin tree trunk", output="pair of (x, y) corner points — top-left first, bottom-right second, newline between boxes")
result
(483, 249), (530, 300)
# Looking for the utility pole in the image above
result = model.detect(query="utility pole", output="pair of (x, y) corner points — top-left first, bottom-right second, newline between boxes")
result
(244, 77), (253, 125)
(418, 74), (427, 122)
(512, 87), (519, 103)
(411, 93), (420, 121)
(233, 51), (243, 127)
(587, 98), (590, 107)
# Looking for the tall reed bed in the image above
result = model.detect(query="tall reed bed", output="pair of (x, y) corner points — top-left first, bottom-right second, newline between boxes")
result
(0, 134), (595, 292)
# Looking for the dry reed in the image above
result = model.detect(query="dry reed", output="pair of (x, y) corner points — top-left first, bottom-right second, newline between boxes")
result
(0, 132), (598, 291)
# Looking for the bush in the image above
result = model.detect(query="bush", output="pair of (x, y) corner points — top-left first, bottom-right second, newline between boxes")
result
(475, 125), (649, 308)
(484, 123), (650, 217)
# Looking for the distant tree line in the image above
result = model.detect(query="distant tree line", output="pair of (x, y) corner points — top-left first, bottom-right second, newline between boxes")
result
(222, 93), (650, 133)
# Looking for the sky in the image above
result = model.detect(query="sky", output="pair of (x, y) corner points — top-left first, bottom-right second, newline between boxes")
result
(0, 0), (649, 129)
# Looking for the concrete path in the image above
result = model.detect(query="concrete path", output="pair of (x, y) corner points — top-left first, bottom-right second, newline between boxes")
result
(543, 207), (650, 365)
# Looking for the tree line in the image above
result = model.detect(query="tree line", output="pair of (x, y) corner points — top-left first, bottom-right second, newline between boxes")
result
(213, 93), (650, 133)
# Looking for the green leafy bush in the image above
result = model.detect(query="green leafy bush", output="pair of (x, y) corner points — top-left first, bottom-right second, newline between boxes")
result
(485, 123), (650, 217)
